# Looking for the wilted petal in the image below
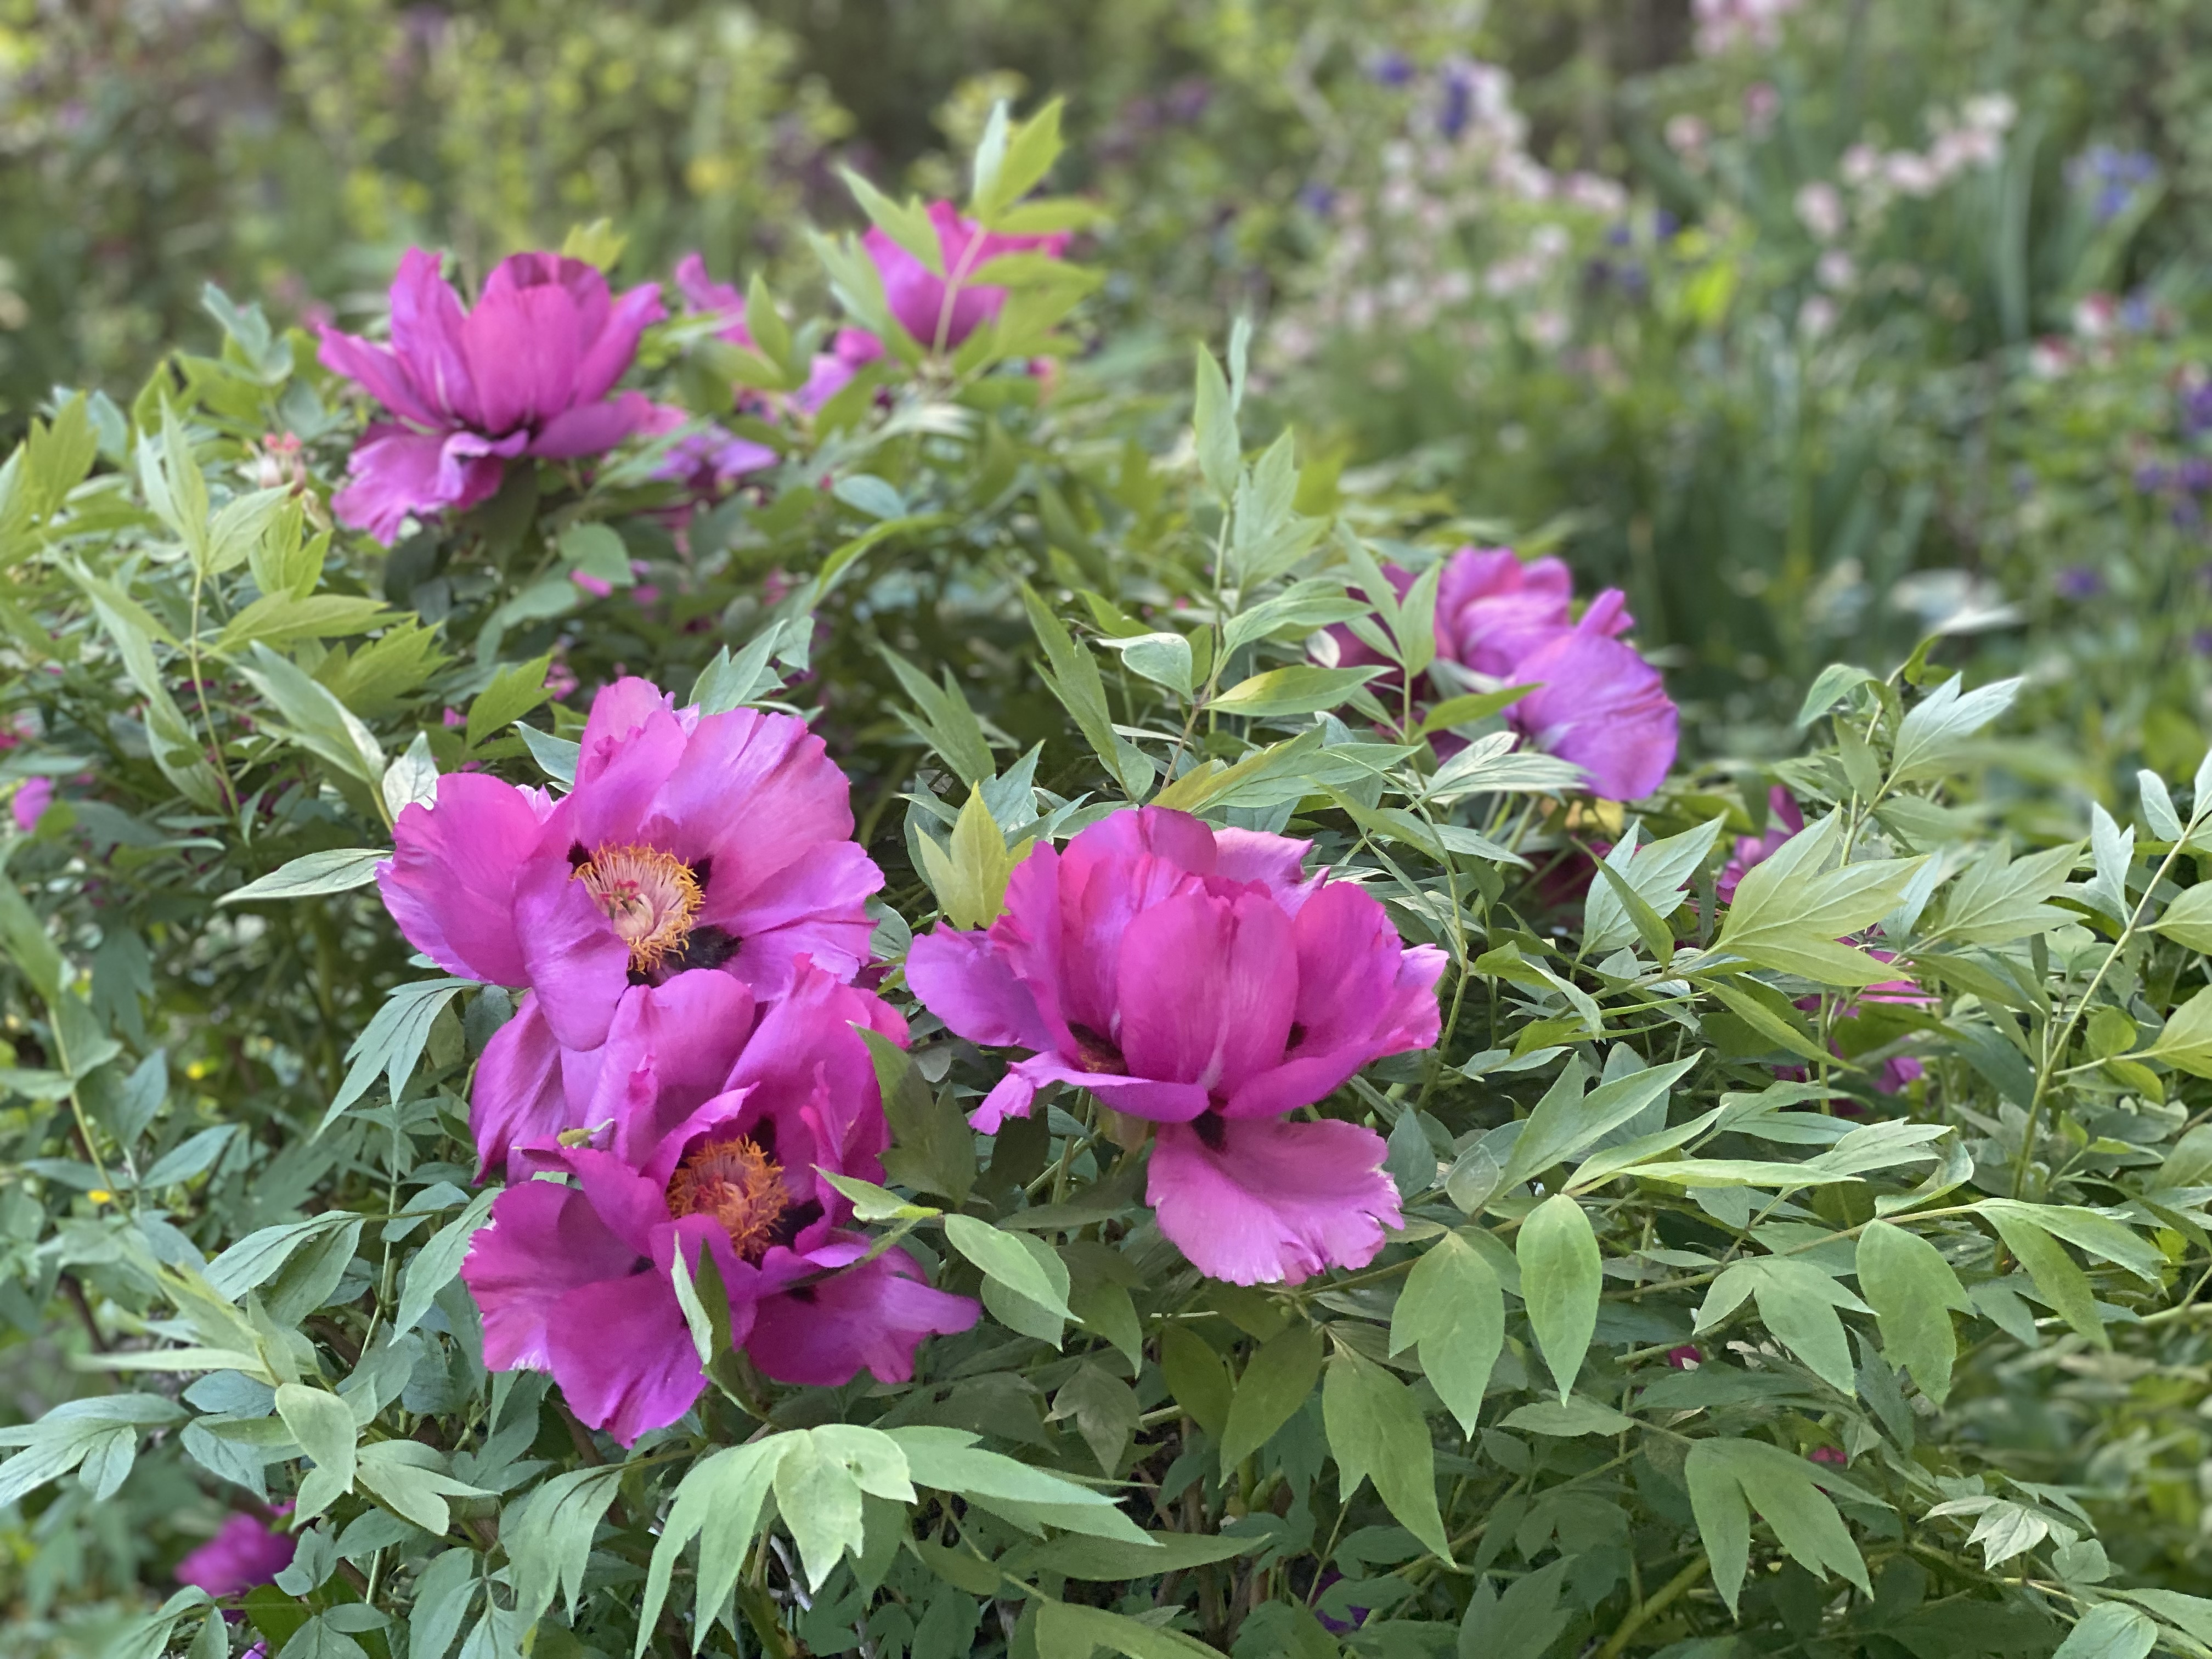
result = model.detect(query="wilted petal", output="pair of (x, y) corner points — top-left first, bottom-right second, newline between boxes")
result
(1148, 1116), (1402, 1286)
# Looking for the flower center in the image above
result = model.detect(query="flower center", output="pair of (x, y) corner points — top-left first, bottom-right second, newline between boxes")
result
(665, 1134), (791, 1261)
(574, 843), (702, 972)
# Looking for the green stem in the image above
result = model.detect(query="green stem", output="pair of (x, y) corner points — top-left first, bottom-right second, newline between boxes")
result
(1595, 1554), (1709, 1659)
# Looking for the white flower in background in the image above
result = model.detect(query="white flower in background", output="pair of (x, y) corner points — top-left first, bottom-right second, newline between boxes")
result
(1884, 151), (1941, 196)
(1798, 294), (1838, 338)
(1665, 114), (1711, 170)
(1795, 180), (1845, 240)
(1693, 0), (1804, 55)
(1817, 249), (1857, 291)
(1525, 308), (1570, 349)
(1565, 172), (1627, 214)
(1840, 143), (1881, 186)
(1964, 92), (2017, 132)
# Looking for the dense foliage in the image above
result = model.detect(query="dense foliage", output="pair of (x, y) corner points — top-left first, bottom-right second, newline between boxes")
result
(13, 7), (2212, 1659)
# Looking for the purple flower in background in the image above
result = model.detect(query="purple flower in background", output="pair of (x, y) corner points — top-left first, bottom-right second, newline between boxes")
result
(1370, 50), (1415, 87)
(319, 250), (665, 543)
(2070, 145), (2158, 224)
(1718, 787), (1804, 903)
(2181, 380), (2212, 438)
(2136, 462), (2171, 494)
(2177, 458), (2212, 495)
(1299, 183), (1338, 217)
(176, 1511), (295, 1599)
(2191, 629), (2212, 656)
(907, 808), (1444, 1286)
(1438, 68), (1474, 140)
(2054, 566), (2104, 601)
(462, 964), (978, 1443)
(639, 402), (776, 498)
(863, 201), (1070, 352)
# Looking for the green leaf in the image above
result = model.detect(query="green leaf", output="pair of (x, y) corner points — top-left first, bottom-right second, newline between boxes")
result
(1218, 1324), (1322, 1472)
(889, 1425), (1154, 1545)
(1857, 1220), (1973, 1403)
(505, 1466), (627, 1631)
(1928, 842), (2081, 946)
(274, 1384), (357, 1521)
(1321, 1346), (1453, 1563)
(1019, 583), (1151, 798)
(1686, 1438), (1871, 1616)
(1159, 1324), (1232, 1440)
(1010, 1528), (1255, 1582)
(238, 643), (385, 787)
(214, 593), (397, 656)
(881, 646), (996, 783)
(2153, 883), (2212, 953)
(1500, 1056), (1699, 1188)
(974, 97), (1064, 224)
(1192, 343), (1239, 503)
(466, 652), (554, 749)
(635, 1438), (789, 1656)
(1796, 663), (1880, 728)
(1208, 664), (1383, 719)
(1457, 1558), (1571, 1659)
(1051, 1362), (1141, 1474)
(1101, 631), (1196, 696)
(744, 272), (797, 373)
(558, 522), (632, 588)
(944, 1213), (1073, 1321)
(840, 167), (938, 276)
(0, 1395), (183, 1508)
(2143, 984), (2212, 1077)
(773, 1432), (868, 1592)
(0, 845), (64, 1003)
(322, 978), (473, 1131)
(218, 848), (386, 906)
(1585, 818), (1725, 956)
(1516, 1194), (1601, 1404)
(1034, 1601), (1227, 1659)
(1978, 1204), (2104, 1345)
(1714, 811), (1928, 984)
(2052, 1604), (2156, 1659)
(1888, 674), (2021, 785)
(915, 788), (1032, 929)
(354, 1440), (490, 1535)
(1698, 1257), (1869, 1396)
(393, 1187), (498, 1336)
(1387, 1232), (1503, 1437)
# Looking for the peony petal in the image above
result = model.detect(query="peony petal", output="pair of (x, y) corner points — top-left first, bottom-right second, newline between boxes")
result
(386, 247), (481, 426)
(588, 971), (759, 1167)
(461, 278), (583, 436)
(331, 426), (486, 544)
(719, 964), (904, 1200)
(570, 283), (665, 406)
(512, 859), (632, 1051)
(905, 924), (1057, 1053)
(1114, 888), (1296, 1095)
(462, 1177), (644, 1375)
(657, 708), (855, 889)
(1148, 1116), (1403, 1286)
(377, 771), (562, 984)
(543, 1268), (703, 1444)
(1211, 827), (1316, 895)
(530, 390), (658, 460)
(1508, 625), (1678, 802)
(746, 1246), (979, 1386)
(568, 708), (690, 853)
(316, 326), (440, 427)
(471, 994), (570, 1178)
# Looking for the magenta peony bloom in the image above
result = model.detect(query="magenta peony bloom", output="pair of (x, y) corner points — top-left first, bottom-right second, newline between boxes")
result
(376, 676), (883, 1173)
(906, 808), (1445, 1286)
(1316, 545), (1677, 800)
(864, 202), (1070, 352)
(1503, 592), (1679, 802)
(319, 250), (665, 543)
(639, 402), (777, 498)
(460, 964), (978, 1443)
(11, 775), (52, 832)
(176, 1510), (295, 1599)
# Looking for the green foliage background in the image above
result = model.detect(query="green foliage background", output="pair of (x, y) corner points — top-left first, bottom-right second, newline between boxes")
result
(9, 4), (2212, 1658)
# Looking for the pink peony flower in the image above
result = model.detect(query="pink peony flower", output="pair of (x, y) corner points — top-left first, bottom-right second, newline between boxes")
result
(319, 249), (666, 543)
(1504, 592), (1679, 802)
(864, 201), (1070, 352)
(1317, 545), (1677, 800)
(11, 775), (53, 832)
(1665, 1344), (1703, 1369)
(176, 1510), (295, 1599)
(906, 808), (1446, 1286)
(639, 402), (777, 498)
(376, 676), (883, 1173)
(460, 964), (978, 1443)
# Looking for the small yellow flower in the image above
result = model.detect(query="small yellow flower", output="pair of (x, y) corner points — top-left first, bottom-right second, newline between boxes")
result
(86, 1189), (111, 1204)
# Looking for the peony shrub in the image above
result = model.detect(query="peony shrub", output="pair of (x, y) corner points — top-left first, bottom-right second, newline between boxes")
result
(6, 103), (2212, 1659)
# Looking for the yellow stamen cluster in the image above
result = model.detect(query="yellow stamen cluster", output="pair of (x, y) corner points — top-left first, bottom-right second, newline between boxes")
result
(665, 1135), (791, 1261)
(574, 843), (702, 972)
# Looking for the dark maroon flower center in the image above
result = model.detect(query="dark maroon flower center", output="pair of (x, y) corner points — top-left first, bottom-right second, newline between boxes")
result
(1068, 1024), (1127, 1075)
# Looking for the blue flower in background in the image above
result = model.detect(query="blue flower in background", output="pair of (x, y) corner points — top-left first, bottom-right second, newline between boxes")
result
(2182, 381), (2212, 438)
(2055, 566), (2104, 601)
(2070, 145), (2158, 223)
(1299, 182), (1336, 217)
(1438, 66), (1474, 139)
(1370, 50), (1414, 87)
